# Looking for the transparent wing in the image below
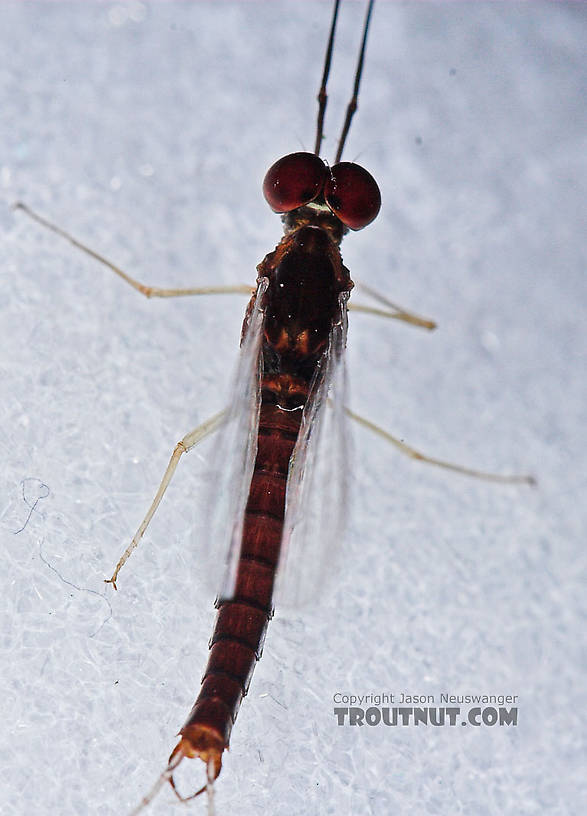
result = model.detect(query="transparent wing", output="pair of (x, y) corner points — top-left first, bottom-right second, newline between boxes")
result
(274, 292), (351, 608)
(196, 277), (268, 598)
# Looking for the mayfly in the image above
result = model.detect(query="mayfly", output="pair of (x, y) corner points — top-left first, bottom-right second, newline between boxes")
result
(15, 0), (534, 811)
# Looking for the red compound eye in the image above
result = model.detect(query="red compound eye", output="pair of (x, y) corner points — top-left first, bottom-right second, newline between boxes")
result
(263, 152), (328, 213)
(324, 162), (381, 230)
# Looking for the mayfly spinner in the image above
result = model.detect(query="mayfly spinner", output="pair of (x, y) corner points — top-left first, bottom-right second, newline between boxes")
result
(14, 0), (534, 811)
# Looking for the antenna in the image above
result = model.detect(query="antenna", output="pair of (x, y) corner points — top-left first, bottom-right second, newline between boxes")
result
(314, 0), (341, 156)
(334, 0), (375, 164)
(313, 1), (376, 163)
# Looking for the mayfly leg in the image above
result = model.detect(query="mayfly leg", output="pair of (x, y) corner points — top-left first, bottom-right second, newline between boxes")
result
(13, 202), (252, 299)
(108, 393), (534, 591)
(349, 297), (437, 330)
(345, 408), (536, 485)
(14, 202), (438, 328)
(106, 409), (225, 588)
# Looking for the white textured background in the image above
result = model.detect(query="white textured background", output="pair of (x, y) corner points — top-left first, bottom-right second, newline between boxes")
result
(1, 2), (585, 815)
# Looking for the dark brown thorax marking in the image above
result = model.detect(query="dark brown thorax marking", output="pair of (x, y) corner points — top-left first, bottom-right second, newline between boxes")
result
(259, 224), (352, 372)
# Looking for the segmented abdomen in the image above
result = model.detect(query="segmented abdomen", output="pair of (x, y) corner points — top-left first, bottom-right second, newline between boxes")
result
(178, 374), (307, 754)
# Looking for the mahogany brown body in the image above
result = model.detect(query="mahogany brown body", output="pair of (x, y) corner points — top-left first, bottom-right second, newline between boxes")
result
(176, 224), (352, 772)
